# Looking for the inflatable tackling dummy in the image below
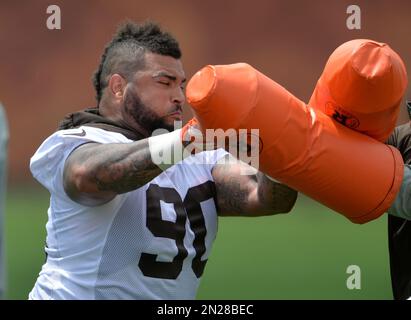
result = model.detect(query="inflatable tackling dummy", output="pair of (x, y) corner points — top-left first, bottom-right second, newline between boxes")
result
(310, 39), (407, 142)
(186, 62), (406, 224)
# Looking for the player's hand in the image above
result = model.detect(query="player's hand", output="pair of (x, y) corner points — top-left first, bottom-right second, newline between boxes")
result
(181, 118), (217, 154)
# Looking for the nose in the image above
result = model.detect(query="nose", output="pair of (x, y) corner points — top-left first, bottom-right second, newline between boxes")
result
(172, 86), (186, 105)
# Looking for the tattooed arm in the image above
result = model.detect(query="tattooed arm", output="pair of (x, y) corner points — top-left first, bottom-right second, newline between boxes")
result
(212, 155), (298, 216)
(63, 140), (162, 206)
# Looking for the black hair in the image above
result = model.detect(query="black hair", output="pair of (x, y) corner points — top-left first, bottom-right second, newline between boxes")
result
(92, 21), (182, 103)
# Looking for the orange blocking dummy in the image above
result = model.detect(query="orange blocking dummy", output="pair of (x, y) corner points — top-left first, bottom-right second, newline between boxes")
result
(186, 63), (404, 224)
(310, 39), (407, 142)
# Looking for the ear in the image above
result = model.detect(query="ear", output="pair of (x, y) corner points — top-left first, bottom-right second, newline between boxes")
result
(108, 74), (127, 101)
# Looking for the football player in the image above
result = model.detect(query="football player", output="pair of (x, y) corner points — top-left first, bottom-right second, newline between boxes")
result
(28, 21), (297, 300)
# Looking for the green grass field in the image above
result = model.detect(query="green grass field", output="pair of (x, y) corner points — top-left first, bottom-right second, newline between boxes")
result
(4, 186), (393, 299)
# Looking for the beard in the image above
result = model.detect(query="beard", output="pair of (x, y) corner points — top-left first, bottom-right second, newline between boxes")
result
(123, 87), (175, 133)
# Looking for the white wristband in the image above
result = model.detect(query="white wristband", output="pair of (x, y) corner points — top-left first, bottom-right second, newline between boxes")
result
(148, 129), (200, 171)
(148, 129), (186, 171)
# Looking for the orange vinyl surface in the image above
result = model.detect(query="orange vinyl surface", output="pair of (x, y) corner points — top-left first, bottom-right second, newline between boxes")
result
(187, 63), (404, 224)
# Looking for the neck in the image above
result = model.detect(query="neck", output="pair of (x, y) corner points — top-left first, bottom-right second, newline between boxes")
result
(99, 102), (151, 138)
(99, 101), (121, 121)
(118, 118), (151, 138)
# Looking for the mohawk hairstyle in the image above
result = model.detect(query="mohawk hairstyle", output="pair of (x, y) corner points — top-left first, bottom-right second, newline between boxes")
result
(92, 21), (182, 103)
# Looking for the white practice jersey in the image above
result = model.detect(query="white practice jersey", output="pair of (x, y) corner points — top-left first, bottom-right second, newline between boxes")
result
(29, 126), (227, 300)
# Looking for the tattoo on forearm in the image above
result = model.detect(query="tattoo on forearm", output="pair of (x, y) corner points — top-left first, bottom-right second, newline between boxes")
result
(77, 140), (162, 194)
(215, 175), (251, 214)
(257, 173), (297, 212)
(95, 152), (160, 193)
(271, 183), (297, 211)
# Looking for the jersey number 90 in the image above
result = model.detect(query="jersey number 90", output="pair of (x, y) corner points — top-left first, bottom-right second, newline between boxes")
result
(138, 181), (215, 279)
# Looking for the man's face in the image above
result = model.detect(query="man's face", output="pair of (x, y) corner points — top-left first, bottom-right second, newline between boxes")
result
(122, 52), (186, 133)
